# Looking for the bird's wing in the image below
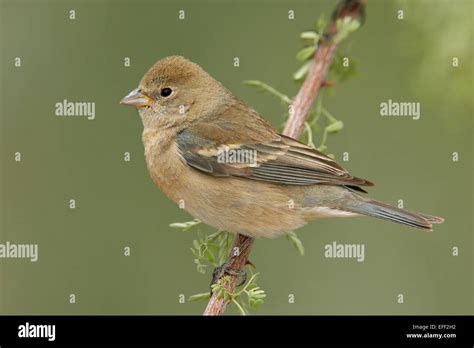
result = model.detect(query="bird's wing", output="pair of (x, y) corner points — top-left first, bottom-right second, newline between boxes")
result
(176, 120), (374, 187)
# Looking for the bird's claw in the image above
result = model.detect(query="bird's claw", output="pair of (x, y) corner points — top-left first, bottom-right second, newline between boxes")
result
(210, 262), (247, 293)
(209, 236), (254, 294)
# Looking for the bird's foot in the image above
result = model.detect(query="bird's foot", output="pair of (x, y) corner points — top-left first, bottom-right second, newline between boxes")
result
(209, 236), (254, 294)
(210, 260), (247, 291)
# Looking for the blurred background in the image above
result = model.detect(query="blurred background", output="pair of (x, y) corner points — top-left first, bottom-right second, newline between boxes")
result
(0, 0), (472, 315)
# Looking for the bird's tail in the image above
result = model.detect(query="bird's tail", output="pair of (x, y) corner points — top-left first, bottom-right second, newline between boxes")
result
(348, 198), (444, 231)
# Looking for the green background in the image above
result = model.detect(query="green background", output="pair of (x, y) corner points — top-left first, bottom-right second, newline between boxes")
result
(0, 0), (472, 315)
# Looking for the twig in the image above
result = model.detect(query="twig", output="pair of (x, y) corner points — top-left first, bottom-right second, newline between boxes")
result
(284, 0), (365, 137)
(203, 0), (366, 316)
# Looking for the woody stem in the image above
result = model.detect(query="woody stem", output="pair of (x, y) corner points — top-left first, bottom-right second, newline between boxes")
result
(203, 0), (366, 316)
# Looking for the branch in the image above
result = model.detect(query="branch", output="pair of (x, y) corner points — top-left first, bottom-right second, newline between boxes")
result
(203, 0), (366, 316)
(284, 0), (365, 137)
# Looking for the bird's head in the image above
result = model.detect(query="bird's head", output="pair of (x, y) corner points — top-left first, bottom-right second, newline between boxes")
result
(120, 56), (230, 130)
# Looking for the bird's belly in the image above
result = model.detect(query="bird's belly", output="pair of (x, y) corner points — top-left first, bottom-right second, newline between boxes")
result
(144, 139), (307, 238)
(163, 168), (307, 238)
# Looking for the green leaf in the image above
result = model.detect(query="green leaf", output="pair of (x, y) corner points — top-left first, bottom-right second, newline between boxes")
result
(168, 222), (188, 229)
(333, 17), (361, 44)
(246, 284), (266, 309)
(326, 120), (344, 133)
(244, 80), (291, 104)
(316, 14), (328, 34)
(293, 61), (312, 81)
(188, 292), (211, 301)
(296, 45), (316, 61)
(223, 291), (231, 302)
(248, 287), (266, 299)
(210, 282), (220, 294)
(169, 218), (201, 231)
(286, 231), (305, 256)
(317, 144), (328, 153)
(300, 31), (320, 41)
(329, 53), (358, 82)
(196, 263), (206, 274)
(205, 249), (216, 263)
(248, 298), (264, 308)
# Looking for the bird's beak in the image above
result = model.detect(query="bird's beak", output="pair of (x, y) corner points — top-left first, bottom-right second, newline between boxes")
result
(120, 88), (155, 107)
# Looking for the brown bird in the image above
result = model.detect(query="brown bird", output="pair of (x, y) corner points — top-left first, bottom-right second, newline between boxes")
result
(120, 56), (443, 241)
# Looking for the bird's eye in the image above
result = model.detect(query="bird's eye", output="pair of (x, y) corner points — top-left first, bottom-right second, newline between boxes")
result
(160, 88), (172, 97)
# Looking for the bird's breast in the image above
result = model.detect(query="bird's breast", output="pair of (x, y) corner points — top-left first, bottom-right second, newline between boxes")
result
(142, 129), (188, 202)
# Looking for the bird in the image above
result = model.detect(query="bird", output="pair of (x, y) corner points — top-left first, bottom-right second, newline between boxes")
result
(120, 56), (444, 241)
